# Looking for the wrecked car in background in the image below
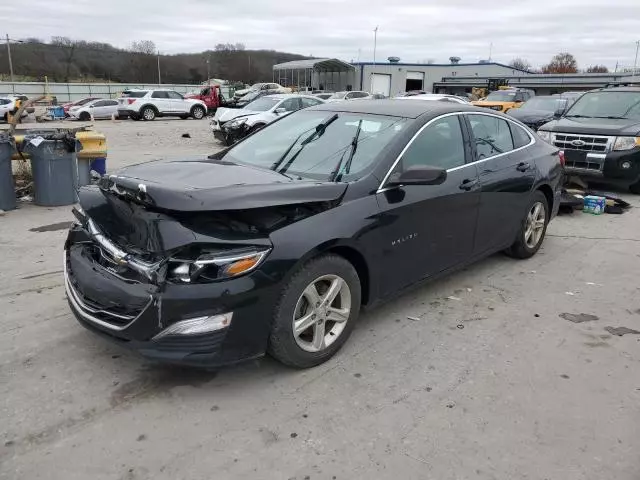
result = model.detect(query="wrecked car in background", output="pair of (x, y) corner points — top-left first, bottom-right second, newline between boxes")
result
(210, 94), (325, 145)
(65, 100), (563, 369)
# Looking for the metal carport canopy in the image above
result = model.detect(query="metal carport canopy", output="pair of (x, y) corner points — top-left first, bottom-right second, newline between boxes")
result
(273, 58), (355, 72)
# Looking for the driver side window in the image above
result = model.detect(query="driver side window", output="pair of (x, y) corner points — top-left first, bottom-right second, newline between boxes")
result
(398, 116), (466, 171)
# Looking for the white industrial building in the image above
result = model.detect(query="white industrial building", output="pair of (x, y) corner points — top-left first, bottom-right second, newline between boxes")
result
(273, 58), (530, 95)
(354, 61), (530, 96)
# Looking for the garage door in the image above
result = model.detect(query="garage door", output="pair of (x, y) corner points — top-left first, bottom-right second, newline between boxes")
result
(406, 71), (424, 81)
(371, 74), (391, 97)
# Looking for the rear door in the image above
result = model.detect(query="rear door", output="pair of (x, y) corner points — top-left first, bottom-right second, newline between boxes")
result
(464, 113), (536, 255)
(375, 113), (481, 295)
(150, 91), (171, 113)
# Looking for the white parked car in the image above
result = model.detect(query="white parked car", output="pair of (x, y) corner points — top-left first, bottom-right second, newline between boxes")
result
(233, 82), (291, 99)
(395, 93), (470, 104)
(68, 98), (120, 120)
(211, 94), (325, 144)
(324, 91), (373, 102)
(0, 96), (29, 122)
(117, 89), (207, 121)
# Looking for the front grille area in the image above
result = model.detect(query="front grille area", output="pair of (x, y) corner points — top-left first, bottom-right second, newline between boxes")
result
(553, 133), (612, 152)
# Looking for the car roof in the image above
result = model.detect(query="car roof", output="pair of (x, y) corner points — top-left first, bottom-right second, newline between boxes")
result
(309, 98), (481, 118)
(597, 86), (640, 92)
(267, 93), (319, 100)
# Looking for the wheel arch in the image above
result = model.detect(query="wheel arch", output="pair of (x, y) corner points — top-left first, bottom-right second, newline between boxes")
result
(536, 183), (554, 212)
(293, 240), (372, 306)
(140, 103), (158, 113)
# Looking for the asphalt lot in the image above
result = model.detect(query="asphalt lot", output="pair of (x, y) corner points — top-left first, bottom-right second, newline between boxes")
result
(1, 119), (640, 480)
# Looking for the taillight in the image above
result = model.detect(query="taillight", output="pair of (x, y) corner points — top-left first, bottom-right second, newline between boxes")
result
(558, 150), (565, 167)
(127, 98), (136, 105)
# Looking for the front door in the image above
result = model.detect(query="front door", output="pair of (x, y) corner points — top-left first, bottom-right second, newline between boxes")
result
(375, 114), (481, 296)
(166, 90), (188, 113)
(465, 113), (536, 255)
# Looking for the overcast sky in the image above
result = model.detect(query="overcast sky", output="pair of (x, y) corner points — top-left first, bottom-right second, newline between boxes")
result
(2, 0), (639, 70)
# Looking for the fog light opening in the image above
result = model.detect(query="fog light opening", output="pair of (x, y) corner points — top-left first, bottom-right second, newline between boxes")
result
(621, 161), (632, 170)
(153, 313), (233, 340)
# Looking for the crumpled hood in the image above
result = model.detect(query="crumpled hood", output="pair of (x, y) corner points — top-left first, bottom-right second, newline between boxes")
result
(99, 158), (348, 212)
(214, 107), (259, 123)
(540, 117), (640, 136)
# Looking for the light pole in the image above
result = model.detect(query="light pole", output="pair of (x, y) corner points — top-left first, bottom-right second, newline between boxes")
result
(157, 50), (161, 84)
(373, 26), (378, 65)
(633, 40), (639, 81)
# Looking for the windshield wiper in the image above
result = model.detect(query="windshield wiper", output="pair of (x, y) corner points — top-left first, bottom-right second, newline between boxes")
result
(564, 114), (591, 118)
(274, 113), (339, 175)
(330, 119), (363, 182)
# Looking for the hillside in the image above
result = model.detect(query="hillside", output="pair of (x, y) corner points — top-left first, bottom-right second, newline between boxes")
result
(0, 39), (308, 84)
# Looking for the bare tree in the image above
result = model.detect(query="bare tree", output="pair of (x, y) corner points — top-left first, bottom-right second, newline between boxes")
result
(542, 53), (578, 74)
(509, 58), (532, 71)
(586, 65), (609, 73)
(130, 40), (157, 55)
(50, 36), (78, 82)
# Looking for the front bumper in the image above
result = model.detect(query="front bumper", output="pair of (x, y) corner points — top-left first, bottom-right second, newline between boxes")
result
(211, 121), (250, 145)
(563, 148), (640, 185)
(64, 225), (280, 367)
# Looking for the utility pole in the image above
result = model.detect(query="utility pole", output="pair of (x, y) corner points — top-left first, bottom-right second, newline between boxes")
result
(633, 40), (639, 81)
(488, 42), (493, 62)
(157, 50), (161, 84)
(373, 26), (378, 64)
(206, 56), (210, 83)
(6, 34), (14, 84)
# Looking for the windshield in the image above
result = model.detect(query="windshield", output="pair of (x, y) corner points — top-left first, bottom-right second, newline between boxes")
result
(564, 91), (640, 119)
(520, 97), (567, 112)
(222, 110), (409, 181)
(328, 92), (347, 100)
(485, 91), (517, 101)
(244, 97), (280, 112)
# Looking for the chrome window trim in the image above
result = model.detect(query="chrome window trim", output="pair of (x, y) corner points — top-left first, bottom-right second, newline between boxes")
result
(376, 111), (536, 192)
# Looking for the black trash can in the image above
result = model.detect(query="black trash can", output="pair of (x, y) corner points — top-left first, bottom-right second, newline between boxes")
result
(21, 133), (81, 206)
(0, 133), (17, 211)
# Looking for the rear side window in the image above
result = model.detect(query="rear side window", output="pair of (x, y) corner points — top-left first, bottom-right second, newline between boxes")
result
(122, 91), (148, 98)
(400, 116), (466, 170)
(93, 100), (107, 107)
(105, 100), (118, 106)
(152, 91), (168, 99)
(509, 122), (532, 149)
(468, 114), (514, 159)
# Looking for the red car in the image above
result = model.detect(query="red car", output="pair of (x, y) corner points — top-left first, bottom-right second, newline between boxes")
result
(62, 97), (101, 115)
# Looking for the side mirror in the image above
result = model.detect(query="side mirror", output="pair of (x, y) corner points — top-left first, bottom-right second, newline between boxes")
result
(387, 165), (447, 187)
(274, 107), (286, 114)
(553, 111), (563, 119)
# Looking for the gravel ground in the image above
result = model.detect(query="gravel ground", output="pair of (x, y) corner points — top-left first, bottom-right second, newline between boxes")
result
(1, 121), (639, 479)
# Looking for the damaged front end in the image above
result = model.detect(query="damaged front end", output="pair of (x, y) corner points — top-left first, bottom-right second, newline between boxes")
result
(64, 172), (344, 366)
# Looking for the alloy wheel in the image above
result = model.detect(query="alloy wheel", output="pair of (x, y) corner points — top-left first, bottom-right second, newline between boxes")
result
(524, 201), (546, 248)
(292, 274), (351, 353)
(193, 107), (205, 119)
(143, 108), (155, 120)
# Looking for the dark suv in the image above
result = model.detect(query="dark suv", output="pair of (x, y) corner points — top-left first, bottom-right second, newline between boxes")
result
(537, 87), (640, 193)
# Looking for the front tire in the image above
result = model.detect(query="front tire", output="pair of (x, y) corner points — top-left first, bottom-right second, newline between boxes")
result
(79, 111), (91, 121)
(191, 105), (206, 119)
(506, 191), (549, 259)
(268, 254), (361, 368)
(141, 106), (156, 121)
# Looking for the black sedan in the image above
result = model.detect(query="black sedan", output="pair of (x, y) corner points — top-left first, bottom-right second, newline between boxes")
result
(65, 101), (563, 368)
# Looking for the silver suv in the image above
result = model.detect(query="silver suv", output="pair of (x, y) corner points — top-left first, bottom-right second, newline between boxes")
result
(117, 89), (207, 121)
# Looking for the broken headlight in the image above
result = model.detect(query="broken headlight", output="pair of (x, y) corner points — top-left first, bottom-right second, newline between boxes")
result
(167, 246), (271, 283)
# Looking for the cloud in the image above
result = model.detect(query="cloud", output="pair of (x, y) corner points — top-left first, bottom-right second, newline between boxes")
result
(1, 0), (638, 69)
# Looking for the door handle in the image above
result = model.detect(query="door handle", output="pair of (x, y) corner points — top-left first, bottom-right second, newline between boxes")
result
(516, 162), (531, 172)
(459, 178), (479, 191)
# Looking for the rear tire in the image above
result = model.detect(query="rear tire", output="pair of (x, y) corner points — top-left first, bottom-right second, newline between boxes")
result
(141, 106), (156, 121)
(191, 105), (206, 120)
(268, 254), (361, 368)
(505, 191), (549, 259)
